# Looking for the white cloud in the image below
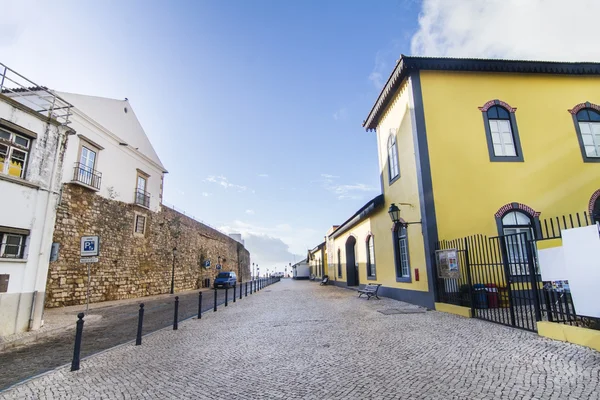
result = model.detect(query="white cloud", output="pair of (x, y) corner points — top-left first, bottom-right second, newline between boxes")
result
(258, 174), (269, 178)
(201, 192), (211, 197)
(204, 175), (248, 192)
(321, 174), (339, 179)
(368, 50), (389, 89)
(411, 0), (600, 61)
(219, 220), (316, 270)
(327, 183), (379, 200)
(245, 209), (255, 215)
(333, 107), (348, 121)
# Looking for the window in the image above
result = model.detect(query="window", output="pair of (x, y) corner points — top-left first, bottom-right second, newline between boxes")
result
(393, 224), (410, 280)
(135, 171), (150, 207)
(337, 248), (342, 278)
(74, 140), (102, 189)
(501, 211), (534, 275)
(387, 133), (399, 182)
(0, 232), (25, 258)
(0, 128), (30, 179)
(575, 108), (600, 160)
(480, 101), (523, 162)
(366, 235), (376, 278)
(134, 215), (146, 234)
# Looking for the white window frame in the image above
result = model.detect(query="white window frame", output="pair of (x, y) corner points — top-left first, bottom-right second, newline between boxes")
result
(366, 235), (376, 277)
(501, 211), (534, 275)
(0, 233), (25, 259)
(134, 214), (147, 235)
(489, 119), (516, 157)
(578, 121), (600, 158)
(0, 128), (30, 179)
(398, 230), (410, 278)
(387, 134), (399, 181)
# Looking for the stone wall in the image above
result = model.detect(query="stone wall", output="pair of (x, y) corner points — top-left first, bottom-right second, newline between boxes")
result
(46, 183), (250, 308)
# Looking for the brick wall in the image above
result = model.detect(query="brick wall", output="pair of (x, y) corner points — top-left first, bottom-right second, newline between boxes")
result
(45, 183), (250, 308)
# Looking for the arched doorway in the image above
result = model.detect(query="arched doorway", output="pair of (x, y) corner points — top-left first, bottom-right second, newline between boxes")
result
(345, 236), (359, 286)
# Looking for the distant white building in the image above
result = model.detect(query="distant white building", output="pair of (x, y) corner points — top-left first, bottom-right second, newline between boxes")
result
(228, 233), (244, 246)
(0, 66), (73, 336)
(292, 259), (310, 280)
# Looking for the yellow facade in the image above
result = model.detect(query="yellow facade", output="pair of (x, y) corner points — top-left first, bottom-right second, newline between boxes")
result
(308, 243), (326, 279)
(330, 218), (372, 285)
(420, 71), (600, 240)
(369, 76), (430, 295)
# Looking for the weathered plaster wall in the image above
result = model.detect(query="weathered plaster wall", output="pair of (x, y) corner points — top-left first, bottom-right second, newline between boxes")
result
(46, 183), (250, 308)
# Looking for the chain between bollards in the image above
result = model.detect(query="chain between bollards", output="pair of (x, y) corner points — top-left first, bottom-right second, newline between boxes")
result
(213, 287), (217, 312)
(136, 304), (144, 345)
(198, 291), (202, 319)
(71, 313), (85, 371)
(173, 296), (179, 330)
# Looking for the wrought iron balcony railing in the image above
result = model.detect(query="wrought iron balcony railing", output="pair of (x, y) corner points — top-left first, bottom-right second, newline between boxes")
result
(72, 162), (101, 190)
(135, 188), (150, 208)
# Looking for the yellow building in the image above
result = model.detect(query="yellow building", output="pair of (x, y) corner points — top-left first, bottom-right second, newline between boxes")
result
(360, 56), (600, 308)
(307, 242), (327, 280)
(327, 196), (383, 287)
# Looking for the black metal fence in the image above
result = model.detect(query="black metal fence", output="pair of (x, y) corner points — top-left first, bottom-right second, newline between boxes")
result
(436, 212), (600, 332)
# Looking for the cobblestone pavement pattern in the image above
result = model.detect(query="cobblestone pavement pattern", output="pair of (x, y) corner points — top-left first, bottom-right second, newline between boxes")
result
(2, 279), (599, 399)
(0, 285), (242, 390)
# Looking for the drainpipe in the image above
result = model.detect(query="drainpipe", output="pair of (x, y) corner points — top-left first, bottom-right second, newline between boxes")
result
(29, 124), (69, 330)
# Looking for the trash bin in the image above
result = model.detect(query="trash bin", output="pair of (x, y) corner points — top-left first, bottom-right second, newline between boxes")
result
(498, 286), (509, 308)
(473, 284), (488, 309)
(485, 283), (499, 308)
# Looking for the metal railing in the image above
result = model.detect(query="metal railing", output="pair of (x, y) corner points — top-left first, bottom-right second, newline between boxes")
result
(538, 211), (596, 240)
(72, 163), (102, 190)
(542, 283), (600, 330)
(135, 189), (150, 208)
(1, 62), (72, 125)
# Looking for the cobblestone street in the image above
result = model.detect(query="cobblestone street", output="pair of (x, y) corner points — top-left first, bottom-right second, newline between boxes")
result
(1, 279), (599, 399)
(0, 286), (241, 390)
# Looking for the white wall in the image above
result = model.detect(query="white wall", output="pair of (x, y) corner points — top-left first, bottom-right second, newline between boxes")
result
(60, 103), (165, 212)
(0, 97), (68, 335)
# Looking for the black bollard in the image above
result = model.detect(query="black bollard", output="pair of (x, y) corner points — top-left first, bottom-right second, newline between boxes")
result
(233, 283), (236, 303)
(250, 280), (253, 294)
(71, 313), (85, 371)
(198, 292), (203, 320)
(245, 281), (248, 297)
(136, 304), (144, 345)
(214, 287), (217, 312)
(173, 296), (179, 330)
(240, 282), (243, 300)
(225, 286), (229, 307)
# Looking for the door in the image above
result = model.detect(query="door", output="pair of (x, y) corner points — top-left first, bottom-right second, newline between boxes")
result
(345, 236), (359, 286)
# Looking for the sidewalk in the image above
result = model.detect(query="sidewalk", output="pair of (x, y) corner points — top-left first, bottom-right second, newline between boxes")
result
(1, 279), (599, 399)
(0, 287), (210, 351)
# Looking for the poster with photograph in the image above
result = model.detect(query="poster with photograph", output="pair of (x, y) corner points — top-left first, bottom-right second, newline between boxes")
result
(436, 249), (461, 279)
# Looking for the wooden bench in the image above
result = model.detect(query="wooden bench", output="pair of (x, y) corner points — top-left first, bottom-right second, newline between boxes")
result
(358, 283), (381, 300)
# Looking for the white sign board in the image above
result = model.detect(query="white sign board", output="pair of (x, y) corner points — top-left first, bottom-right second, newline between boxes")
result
(562, 225), (600, 318)
(80, 257), (99, 263)
(538, 246), (567, 281)
(80, 236), (99, 257)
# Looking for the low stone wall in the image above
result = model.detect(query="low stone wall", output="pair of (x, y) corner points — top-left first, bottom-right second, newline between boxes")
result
(45, 184), (250, 308)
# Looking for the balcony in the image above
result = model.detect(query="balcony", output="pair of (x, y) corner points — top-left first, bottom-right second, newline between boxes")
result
(134, 188), (150, 208)
(72, 162), (101, 190)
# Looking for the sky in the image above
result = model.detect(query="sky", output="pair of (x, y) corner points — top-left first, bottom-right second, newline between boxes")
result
(3, 0), (600, 273)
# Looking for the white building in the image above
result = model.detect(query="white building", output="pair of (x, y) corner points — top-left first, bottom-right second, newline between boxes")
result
(292, 259), (310, 280)
(55, 91), (167, 212)
(0, 66), (73, 336)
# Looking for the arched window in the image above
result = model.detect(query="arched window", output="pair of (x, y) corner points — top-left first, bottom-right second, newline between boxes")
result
(575, 108), (600, 159)
(501, 211), (534, 275)
(480, 100), (523, 162)
(387, 133), (399, 182)
(366, 235), (376, 278)
(337, 248), (342, 278)
(501, 211), (534, 238)
(393, 223), (410, 281)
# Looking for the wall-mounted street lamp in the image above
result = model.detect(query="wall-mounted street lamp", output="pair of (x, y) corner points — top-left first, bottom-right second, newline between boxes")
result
(170, 247), (178, 294)
(388, 203), (422, 227)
